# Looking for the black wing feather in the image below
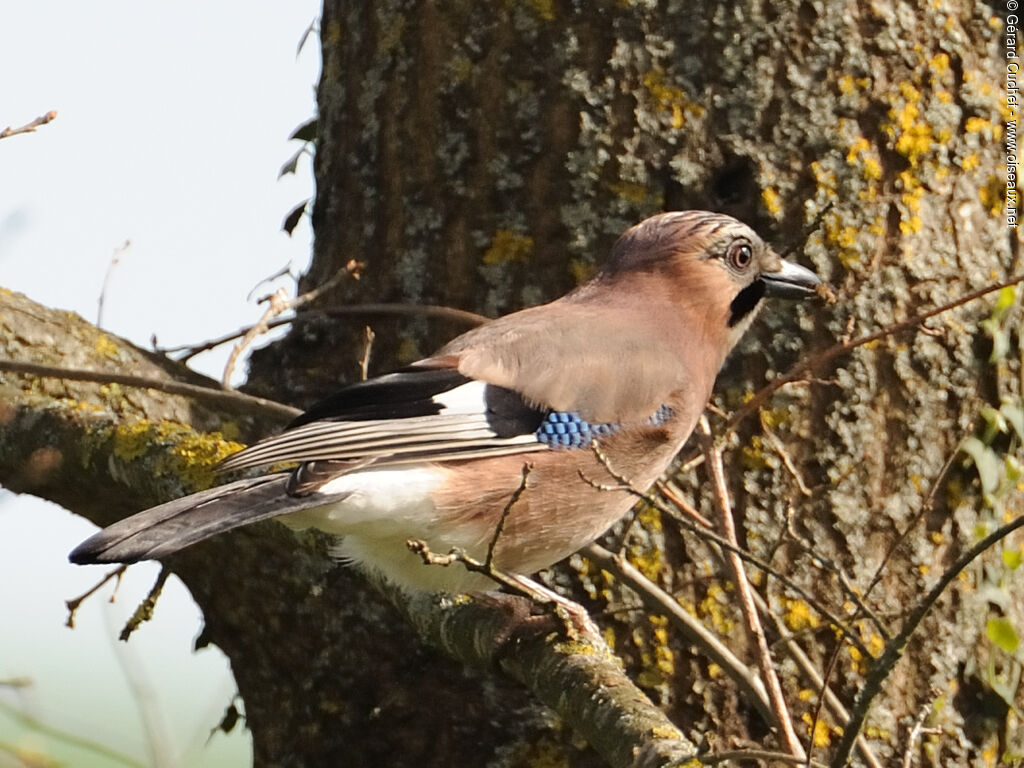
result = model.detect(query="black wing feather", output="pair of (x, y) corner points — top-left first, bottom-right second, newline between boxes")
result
(288, 368), (472, 427)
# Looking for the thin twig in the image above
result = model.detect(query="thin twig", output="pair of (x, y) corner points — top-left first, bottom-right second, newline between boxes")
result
(486, 463), (532, 568)
(358, 326), (376, 381)
(580, 442), (870, 656)
(655, 479), (714, 528)
(829, 513), (1024, 766)
(583, 543), (775, 725)
(726, 273), (1024, 432)
(65, 565), (128, 628)
(760, 417), (812, 496)
(222, 260), (365, 387)
(586, 444), (880, 764)
(902, 697), (937, 768)
(409, 464), (600, 637)
(646, 478), (882, 766)
(246, 265), (292, 302)
(166, 303), (491, 362)
(615, 481), (882, 766)
(222, 287), (291, 387)
(805, 637), (845, 768)
(862, 445), (961, 603)
(406, 464), (534, 592)
(0, 110), (57, 140)
(119, 567), (171, 641)
(783, 512), (892, 641)
(97, 240), (131, 329)
(696, 417), (806, 760)
(0, 359), (300, 421)
(651, 480), (882, 766)
(750, 589), (885, 768)
(406, 540), (545, 605)
(290, 258), (365, 309)
(0, 698), (144, 768)
(697, 748), (829, 766)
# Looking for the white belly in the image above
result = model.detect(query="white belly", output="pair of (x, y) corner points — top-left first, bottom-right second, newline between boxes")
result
(280, 465), (497, 592)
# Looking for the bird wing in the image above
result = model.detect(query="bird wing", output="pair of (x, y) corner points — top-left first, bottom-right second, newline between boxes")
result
(427, 298), (695, 423)
(220, 299), (694, 477)
(218, 367), (549, 474)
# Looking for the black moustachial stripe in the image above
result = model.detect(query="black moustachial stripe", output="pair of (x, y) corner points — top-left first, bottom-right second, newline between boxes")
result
(728, 279), (766, 327)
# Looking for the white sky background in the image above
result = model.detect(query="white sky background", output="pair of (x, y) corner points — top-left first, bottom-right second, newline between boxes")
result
(1, 3), (321, 765)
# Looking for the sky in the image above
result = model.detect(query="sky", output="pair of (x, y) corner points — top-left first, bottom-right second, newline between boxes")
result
(1, 3), (321, 766)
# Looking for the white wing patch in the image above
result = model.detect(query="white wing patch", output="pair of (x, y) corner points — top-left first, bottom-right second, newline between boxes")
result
(431, 379), (490, 414)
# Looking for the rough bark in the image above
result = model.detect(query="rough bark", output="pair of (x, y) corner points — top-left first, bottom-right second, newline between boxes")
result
(2, 0), (1020, 766)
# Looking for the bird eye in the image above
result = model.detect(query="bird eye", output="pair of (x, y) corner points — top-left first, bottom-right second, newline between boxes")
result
(728, 242), (753, 270)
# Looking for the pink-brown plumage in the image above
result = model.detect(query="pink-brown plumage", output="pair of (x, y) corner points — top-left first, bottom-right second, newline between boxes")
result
(70, 211), (821, 593)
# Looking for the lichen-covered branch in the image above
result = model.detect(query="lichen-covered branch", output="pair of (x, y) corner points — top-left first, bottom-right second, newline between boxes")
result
(393, 584), (699, 768)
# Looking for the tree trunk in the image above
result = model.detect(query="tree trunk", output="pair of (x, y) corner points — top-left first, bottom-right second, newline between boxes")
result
(2, 1), (1018, 766)
(255, 0), (1018, 761)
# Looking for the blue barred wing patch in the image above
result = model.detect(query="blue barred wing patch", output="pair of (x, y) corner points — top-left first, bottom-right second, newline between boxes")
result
(535, 404), (674, 448)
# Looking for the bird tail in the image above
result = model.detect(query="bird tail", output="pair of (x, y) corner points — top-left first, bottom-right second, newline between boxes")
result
(69, 474), (338, 564)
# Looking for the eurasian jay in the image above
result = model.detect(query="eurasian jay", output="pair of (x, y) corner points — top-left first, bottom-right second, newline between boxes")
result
(70, 211), (821, 592)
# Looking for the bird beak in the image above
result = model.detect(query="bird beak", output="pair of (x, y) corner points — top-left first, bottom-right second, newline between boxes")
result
(760, 259), (821, 299)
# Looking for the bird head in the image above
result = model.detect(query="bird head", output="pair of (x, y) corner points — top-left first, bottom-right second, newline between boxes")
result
(603, 210), (821, 349)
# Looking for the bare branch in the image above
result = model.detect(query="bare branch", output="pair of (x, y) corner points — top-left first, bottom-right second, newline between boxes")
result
(760, 416), (812, 496)
(584, 439), (870, 656)
(751, 590), (885, 768)
(861, 445), (962, 603)
(119, 566), (171, 641)
(0, 359), (300, 421)
(167, 302), (491, 362)
(697, 748), (829, 766)
(782, 511), (892, 641)
(97, 240), (131, 329)
(0, 110), (57, 140)
(222, 260), (365, 386)
(696, 417), (805, 760)
(583, 543), (775, 724)
(727, 273), (1024, 432)
(829, 513), (1024, 766)
(65, 565), (128, 628)
(222, 287), (291, 387)
(902, 696), (939, 768)
(358, 326), (376, 381)
(408, 463), (534, 591)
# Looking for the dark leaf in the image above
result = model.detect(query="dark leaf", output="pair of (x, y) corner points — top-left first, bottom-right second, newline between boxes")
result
(297, 20), (317, 56)
(282, 199), (310, 235)
(289, 118), (318, 142)
(279, 147), (305, 179)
